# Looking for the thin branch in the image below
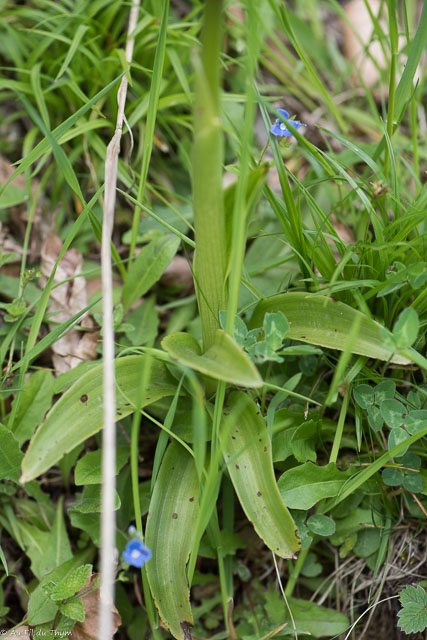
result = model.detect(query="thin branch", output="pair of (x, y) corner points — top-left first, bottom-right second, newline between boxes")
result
(99, 2), (140, 638)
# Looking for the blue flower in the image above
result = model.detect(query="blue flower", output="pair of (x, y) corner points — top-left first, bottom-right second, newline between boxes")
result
(270, 108), (305, 138)
(123, 539), (152, 568)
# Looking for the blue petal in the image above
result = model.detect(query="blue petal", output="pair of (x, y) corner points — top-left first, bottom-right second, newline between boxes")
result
(287, 120), (303, 130)
(123, 539), (152, 568)
(277, 108), (290, 120)
(270, 123), (292, 137)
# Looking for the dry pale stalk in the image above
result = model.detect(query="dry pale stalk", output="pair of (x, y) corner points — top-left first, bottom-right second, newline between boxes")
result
(99, 1), (140, 639)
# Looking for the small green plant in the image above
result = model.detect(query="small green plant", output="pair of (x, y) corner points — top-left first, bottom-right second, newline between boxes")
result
(397, 585), (427, 635)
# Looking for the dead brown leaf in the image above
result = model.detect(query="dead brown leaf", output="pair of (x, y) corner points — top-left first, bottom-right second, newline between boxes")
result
(40, 231), (99, 374)
(71, 575), (121, 640)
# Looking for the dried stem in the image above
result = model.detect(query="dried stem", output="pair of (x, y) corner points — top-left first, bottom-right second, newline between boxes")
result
(99, 1), (140, 638)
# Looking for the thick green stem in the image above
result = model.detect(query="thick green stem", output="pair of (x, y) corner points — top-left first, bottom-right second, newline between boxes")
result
(192, 0), (226, 350)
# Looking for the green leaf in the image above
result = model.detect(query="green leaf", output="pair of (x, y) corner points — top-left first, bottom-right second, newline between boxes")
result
(286, 598), (349, 638)
(20, 355), (178, 482)
(250, 293), (412, 364)
(15, 498), (72, 580)
(290, 420), (317, 463)
(382, 467), (404, 486)
(353, 528), (381, 558)
(162, 330), (262, 388)
(68, 484), (120, 513)
(263, 311), (289, 350)
(124, 296), (158, 347)
(353, 385), (375, 409)
(307, 514), (336, 536)
(145, 442), (199, 640)
(55, 24), (89, 80)
(405, 410), (427, 435)
(367, 405), (384, 432)
(380, 399), (407, 427)
(301, 552), (322, 577)
(59, 597), (85, 622)
(0, 425), (23, 482)
(43, 564), (92, 602)
(219, 312), (248, 349)
(221, 392), (300, 559)
(374, 380), (396, 404)
(388, 428), (409, 456)
(122, 235), (180, 311)
(10, 370), (54, 444)
(278, 462), (352, 510)
(401, 453), (421, 470)
(0, 184), (27, 209)
(27, 551), (94, 626)
(397, 585), (427, 634)
(74, 447), (129, 485)
(393, 308), (419, 348)
(402, 472), (423, 494)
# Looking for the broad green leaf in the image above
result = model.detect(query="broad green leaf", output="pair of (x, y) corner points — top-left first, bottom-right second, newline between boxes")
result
(10, 369), (54, 444)
(0, 425), (23, 482)
(59, 598), (85, 622)
(122, 235), (180, 311)
(278, 462), (352, 509)
(250, 293), (412, 364)
(286, 598), (349, 638)
(53, 361), (98, 394)
(146, 442), (199, 640)
(162, 330), (262, 388)
(74, 447), (129, 485)
(21, 356), (178, 482)
(307, 514), (336, 536)
(42, 564), (92, 601)
(221, 392), (300, 559)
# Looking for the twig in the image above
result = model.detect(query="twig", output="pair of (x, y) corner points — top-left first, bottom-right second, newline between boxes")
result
(99, 2), (140, 639)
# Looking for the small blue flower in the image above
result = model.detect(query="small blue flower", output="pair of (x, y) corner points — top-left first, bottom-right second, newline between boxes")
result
(123, 539), (152, 568)
(270, 108), (305, 138)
